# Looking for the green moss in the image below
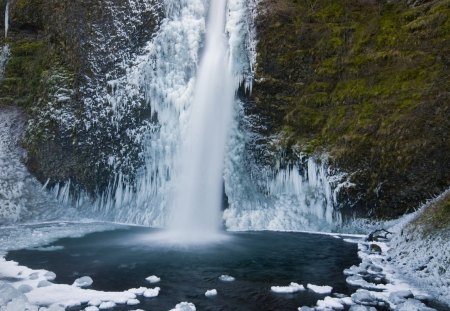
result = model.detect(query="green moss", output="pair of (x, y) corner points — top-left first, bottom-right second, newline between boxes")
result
(253, 0), (450, 217)
(1, 40), (57, 109)
(415, 192), (450, 234)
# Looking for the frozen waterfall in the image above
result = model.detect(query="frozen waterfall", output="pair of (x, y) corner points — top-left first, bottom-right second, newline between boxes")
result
(43, 0), (343, 233)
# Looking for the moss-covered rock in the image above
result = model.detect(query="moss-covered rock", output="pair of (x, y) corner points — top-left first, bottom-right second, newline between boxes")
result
(0, 0), (162, 196)
(252, 0), (450, 218)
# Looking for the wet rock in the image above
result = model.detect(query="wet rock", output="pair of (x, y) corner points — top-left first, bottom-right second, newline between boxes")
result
(369, 244), (382, 254)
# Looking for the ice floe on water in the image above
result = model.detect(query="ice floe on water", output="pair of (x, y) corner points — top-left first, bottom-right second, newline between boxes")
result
(218, 275), (235, 282)
(205, 289), (217, 297)
(145, 275), (160, 283)
(73, 276), (93, 288)
(143, 287), (160, 298)
(307, 284), (333, 294)
(169, 302), (196, 311)
(271, 282), (305, 294)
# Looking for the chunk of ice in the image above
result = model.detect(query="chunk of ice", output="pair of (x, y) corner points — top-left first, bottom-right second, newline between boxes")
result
(169, 302), (196, 311)
(127, 287), (146, 295)
(98, 301), (116, 309)
(126, 298), (140, 305)
(316, 296), (344, 310)
(271, 282), (305, 293)
(143, 287), (160, 298)
(219, 275), (235, 282)
(307, 284), (333, 294)
(205, 289), (217, 297)
(145, 275), (160, 283)
(73, 276), (93, 287)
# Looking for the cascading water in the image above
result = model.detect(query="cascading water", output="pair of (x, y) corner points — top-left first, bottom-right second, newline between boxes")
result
(4, 0), (9, 39)
(41, 0), (344, 233)
(169, 0), (234, 237)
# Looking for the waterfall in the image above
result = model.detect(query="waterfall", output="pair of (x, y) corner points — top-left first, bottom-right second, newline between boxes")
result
(43, 0), (344, 233)
(4, 1), (9, 39)
(169, 0), (234, 238)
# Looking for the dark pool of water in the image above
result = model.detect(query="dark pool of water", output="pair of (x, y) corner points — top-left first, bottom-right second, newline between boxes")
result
(7, 227), (360, 311)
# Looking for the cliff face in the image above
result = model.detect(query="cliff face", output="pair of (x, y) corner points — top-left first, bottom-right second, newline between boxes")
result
(0, 0), (162, 195)
(251, 0), (450, 218)
(0, 0), (448, 221)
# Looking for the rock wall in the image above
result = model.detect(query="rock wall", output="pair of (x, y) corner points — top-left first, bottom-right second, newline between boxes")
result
(251, 0), (450, 218)
(0, 0), (163, 195)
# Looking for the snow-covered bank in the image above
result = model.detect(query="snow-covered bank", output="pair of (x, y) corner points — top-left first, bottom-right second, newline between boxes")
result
(388, 190), (450, 307)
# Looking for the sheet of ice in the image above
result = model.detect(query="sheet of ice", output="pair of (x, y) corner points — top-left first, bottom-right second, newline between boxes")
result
(271, 282), (305, 294)
(169, 302), (196, 311)
(218, 275), (235, 282)
(306, 284), (333, 294)
(205, 289), (217, 297)
(145, 275), (160, 283)
(0, 222), (119, 257)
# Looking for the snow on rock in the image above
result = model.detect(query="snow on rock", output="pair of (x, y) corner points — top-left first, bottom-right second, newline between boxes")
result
(169, 302), (196, 311)
(271, 282), (305, 293)
(205, 289), (217, 297)
(73, 276), (93, 287)
(219, 275), (235, 282)
(145, 275), (160, 283)
(85, 306), (99, 311)
(306, 284), (333, 294)
(143, 287), (160, 298)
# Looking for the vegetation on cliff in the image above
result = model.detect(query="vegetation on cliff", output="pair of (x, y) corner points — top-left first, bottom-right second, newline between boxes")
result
(253, 0), (450, 218)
